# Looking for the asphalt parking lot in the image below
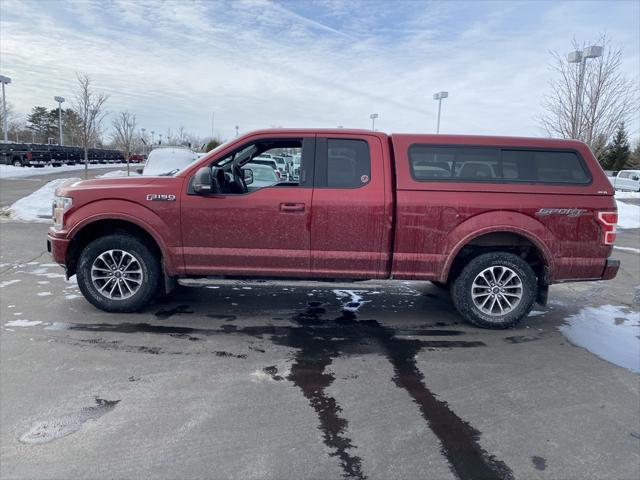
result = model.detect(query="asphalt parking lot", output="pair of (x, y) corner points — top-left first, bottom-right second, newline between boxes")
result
(1, 169), (639, 480)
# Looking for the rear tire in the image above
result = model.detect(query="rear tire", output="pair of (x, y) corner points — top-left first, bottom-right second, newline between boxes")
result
(76, 234), (161, 313)
(451, 252), (537, 329)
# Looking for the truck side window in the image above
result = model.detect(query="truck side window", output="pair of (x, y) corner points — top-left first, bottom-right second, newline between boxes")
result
(323, 139), (371, 188)
(501, 150), (590, 184)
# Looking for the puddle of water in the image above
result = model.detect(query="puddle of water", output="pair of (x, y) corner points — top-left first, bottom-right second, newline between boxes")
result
(38, 298), (508, 478)
(19, 397), (120, 444)
(531, 455), (547, 471)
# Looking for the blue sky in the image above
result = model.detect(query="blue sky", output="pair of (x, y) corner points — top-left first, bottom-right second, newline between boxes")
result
(1, 0), (638, 142)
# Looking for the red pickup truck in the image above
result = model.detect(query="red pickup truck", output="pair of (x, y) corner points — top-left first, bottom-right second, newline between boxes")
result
(48, 129), (619, 329)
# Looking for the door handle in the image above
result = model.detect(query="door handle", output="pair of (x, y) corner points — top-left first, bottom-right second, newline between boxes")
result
(280, 202), (305, 212)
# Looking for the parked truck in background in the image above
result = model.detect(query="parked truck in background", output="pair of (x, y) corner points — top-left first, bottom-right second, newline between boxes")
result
(47, 129), (619, 329)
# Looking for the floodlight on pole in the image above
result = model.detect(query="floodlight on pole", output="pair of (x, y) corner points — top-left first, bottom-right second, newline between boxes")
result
(369, 113), (378, 131)
(54, 96), (65, 145)
(433, 91), (448, 134)
(0, 74), (12, 143)
(567, 45), (603, 139)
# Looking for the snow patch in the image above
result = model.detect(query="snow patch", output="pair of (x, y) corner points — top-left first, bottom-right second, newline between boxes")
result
(616, 199), (640, 229)
(96, 170), (141, 178)
(4, 178), (80, 222)
(5, 320), (42, 327)
(615, 191), (640, 199)
(559, 305), (640, 373)
(614, 246), (640, 254)
(0, 279), (21, 288)
(37, 292), (52, 297)
(333, 289), (369, 312)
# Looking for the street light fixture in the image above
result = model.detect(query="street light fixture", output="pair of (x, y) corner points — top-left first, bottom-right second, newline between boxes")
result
(567, 45), (603, 139)
(369, 113), (378, 131)
(433, 91), (448, 134)
(54, 96), (65, 145)
(0, 74), (12, 143)
(235, 125), (239, 137)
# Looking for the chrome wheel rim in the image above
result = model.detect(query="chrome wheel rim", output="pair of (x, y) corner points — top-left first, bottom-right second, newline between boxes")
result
(91, 249), (143, 300)
(471, 266), (523, 317)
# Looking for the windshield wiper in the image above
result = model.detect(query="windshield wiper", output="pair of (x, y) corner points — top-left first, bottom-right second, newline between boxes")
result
(159, 168), (180, 176)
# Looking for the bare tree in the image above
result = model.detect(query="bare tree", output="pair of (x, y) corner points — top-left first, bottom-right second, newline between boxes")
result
(539, 35), (637, 160)
(73, 73), (108, 179)
(111, 111), (137, 176)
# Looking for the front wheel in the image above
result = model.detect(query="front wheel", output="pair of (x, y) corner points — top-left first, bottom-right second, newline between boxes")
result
(76, 234), (161, 312)
(451, 252), (537, 329)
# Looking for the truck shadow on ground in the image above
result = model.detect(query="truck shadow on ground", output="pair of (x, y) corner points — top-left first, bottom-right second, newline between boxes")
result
(49, 285), (516, 480)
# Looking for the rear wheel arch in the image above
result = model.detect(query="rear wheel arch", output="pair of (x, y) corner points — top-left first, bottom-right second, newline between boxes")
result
(442, 229), (552, 285)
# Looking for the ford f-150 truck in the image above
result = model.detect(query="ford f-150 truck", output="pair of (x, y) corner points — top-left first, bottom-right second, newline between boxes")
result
(47, 129), (619, 328)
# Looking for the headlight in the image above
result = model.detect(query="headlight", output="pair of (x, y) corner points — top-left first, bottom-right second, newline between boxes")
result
(52, 196), (72, 230)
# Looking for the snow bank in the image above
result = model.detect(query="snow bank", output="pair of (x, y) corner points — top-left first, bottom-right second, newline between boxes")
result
(559, 305), (640, 373)
(96, 170), (141, 178)
(616, 199), (640, 229)
(5, 178), (80, 222)
(0, 163), (128, 179)
(5, 320), (42, 327)
(615, 191), (640, 199)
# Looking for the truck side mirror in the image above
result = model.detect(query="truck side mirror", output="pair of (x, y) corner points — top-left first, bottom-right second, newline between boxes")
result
(193, 166), (213, 193)
(135, 167), (143, 175)
(632, 175), (639, 181)
(243, 168), (254, 185)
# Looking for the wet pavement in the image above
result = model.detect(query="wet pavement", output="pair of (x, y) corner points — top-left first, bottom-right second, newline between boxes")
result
(1, 174), (639, 479)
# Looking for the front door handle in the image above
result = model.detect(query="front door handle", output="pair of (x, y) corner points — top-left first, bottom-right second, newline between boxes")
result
(280, 202), (305, 212)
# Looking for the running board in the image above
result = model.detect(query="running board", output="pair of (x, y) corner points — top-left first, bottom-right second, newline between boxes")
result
(177, 277), (394, 289)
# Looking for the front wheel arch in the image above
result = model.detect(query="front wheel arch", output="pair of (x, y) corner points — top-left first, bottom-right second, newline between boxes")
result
(66, 219), (163, 278)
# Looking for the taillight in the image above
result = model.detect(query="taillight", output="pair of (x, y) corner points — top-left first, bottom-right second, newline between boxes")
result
(26, 152), (33, 159)
(597, 211), (618, 245)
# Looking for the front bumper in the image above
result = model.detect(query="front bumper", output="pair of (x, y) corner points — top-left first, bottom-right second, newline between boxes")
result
(47, 231), (70, 267)
(601, 259), (620, 281)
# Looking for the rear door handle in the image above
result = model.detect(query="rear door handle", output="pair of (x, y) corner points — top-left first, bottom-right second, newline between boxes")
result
(280, 202), (305, 212)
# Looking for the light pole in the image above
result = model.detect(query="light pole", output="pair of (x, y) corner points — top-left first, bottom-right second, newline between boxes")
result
(433, 91), (448, 134)
(369, 113), (378, 131)
(159, 133), (163, 145)
(235, 125), (239, 137)
(567, 45), (603, 140)
(141, 128), (146, 155)
(54, 96), (65, 145)
(0, 74), (11, 143)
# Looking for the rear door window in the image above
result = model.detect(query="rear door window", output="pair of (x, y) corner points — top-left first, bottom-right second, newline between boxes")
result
(315, 138), (371, 188)
(409, 146), (499, 181)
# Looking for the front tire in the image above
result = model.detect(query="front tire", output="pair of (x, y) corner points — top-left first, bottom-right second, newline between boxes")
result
(76, 234), (161, 312)
(451, 252), (537, 329)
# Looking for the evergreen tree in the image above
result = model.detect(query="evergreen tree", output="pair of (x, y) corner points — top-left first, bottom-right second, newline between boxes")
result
(601, 123), (631, 171)
(206, 139), (222, 152)
(629, 142), (640, 168)
(26, 106), (52, 143)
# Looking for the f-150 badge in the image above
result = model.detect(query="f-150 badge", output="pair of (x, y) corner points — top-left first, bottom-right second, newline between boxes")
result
(146, 194), (176, 201)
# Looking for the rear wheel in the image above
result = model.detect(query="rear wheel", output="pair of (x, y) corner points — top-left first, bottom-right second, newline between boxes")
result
(451, 252), (537, 329)
(76, 234), (161, 312)
(12, 159), (22, 167)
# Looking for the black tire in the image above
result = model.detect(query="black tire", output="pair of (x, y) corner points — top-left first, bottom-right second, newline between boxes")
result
(76, 234), (161, 313)
(12, 159), (22, 167)
(451, 252), (537, 329)
(430, 281), (450, 290)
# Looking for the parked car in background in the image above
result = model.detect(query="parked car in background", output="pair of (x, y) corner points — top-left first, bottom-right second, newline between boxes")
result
(611, 169), (640, 191)
(250, 157), (282, 180)
(48, 129), (619, 329)
(244, 162), (280, 188)
(129, 153), (145, 163)
(0, 143), (31, 166)
(138, 147), (200, 176)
